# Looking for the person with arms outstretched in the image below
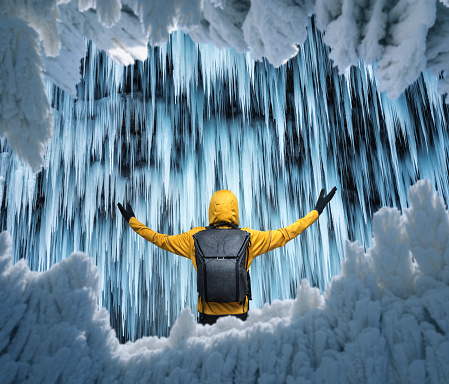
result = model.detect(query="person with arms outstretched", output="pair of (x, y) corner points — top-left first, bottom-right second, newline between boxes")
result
(118, 187), (336, 325)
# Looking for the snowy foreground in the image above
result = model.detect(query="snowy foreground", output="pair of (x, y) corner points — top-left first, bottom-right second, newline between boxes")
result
(1, 180), (448, 383)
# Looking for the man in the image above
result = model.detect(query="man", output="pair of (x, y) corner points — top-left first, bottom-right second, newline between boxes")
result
(118, 187), (336, 325)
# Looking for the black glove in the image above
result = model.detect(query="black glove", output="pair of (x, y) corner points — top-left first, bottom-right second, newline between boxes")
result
(314, 187), (337, 215)
(117, 203), (135, 223)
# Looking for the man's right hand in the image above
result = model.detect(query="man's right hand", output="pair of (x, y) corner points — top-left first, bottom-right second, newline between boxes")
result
(117, 203), (135, 223)
(314, 187), (337, 215)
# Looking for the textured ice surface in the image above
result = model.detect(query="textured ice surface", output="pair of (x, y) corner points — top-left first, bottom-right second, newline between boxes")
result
(1, 180), (448, 383)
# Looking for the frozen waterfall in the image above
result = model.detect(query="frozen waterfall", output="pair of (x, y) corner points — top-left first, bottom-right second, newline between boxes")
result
(1, 19), (448, 339)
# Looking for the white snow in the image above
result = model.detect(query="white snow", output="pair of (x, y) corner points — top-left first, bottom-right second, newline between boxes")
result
(242, 0), (314, 67)
(315, 0), (438, 99)
(1, 179), (448, 383)
(0, 14), (53, 173)
(189, 0), (250, 53)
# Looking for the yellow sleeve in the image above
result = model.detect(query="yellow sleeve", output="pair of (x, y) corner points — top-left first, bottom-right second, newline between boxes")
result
(244, 210), (319, 266)
(128, 217), (200, 259)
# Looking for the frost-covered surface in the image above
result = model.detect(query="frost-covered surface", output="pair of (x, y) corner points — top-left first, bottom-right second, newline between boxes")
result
(3, 0), (449, 169)
(315, 0), (437, 99)
(241, 0), (314, 66)
(1, 180), (448, 383)
(0, 14), (53, 172)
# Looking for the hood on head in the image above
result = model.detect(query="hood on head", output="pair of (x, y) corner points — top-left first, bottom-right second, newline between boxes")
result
(208, 190), (239, 226)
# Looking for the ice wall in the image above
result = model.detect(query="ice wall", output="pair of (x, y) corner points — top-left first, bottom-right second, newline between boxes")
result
(1, 180), (448, 383)
(4, 1), (449, 172)
(1, 22), (448, 339)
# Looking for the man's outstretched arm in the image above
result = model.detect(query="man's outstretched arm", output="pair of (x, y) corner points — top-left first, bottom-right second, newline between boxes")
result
(246, 187), (337, 261)
(117, 203), (196, 259)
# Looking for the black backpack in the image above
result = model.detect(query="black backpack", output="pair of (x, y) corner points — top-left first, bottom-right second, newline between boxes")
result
(193, 223), (251, 303)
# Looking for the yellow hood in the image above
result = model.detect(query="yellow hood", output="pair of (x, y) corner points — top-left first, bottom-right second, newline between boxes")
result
(208, 190), (239, 226)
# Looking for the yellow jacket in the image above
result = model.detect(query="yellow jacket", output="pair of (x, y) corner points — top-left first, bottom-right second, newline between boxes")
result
(129, 190), (319, 315)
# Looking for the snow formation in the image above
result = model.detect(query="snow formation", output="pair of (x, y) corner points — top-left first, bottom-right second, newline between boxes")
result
(1, 179), (448, 383)
(0, 14), (53, 172)
(2, 0), (449, 170)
